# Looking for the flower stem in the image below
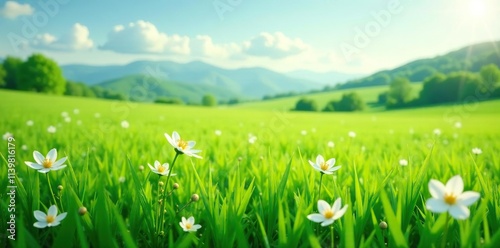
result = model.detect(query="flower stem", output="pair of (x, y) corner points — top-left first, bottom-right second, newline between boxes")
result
(46, 174), (57, 206)
(318, 173), (324, 201)
(158, 153), (179, 234)
(330, 225), (335, 248)
(441, 213), (450, 248)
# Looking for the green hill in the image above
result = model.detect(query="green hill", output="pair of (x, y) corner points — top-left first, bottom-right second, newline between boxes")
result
(235, 84), (423, 111)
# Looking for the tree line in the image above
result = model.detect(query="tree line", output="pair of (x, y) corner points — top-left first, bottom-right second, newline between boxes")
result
(293, 63), (500, 112)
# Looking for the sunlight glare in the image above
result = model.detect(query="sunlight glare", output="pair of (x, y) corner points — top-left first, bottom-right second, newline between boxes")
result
(468, 0), (487, 17)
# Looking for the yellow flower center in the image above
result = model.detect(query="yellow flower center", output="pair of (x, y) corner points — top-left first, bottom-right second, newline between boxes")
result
(42, 158), (53, 169)
(46, 215), (55, 224)
(158, 165), (165, 173)
(178, 139), (188, 150)
(320, 162), (329, 171)
(444, 193), (457, 205)
(324, 209), (334, 219)
(185, 223), (192, 229)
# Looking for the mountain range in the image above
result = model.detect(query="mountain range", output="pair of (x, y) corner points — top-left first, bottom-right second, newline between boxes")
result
(62, 61), (357, 102)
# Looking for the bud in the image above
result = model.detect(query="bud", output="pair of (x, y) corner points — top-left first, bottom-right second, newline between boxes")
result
(238, 157), (242, 162)
(191, 194), (200, 202)
(158, 181), (164, 187)
(379, 221), (388, 229)
(57, 185), (63, 191)
(260, 156), (264, 160)
(78, 206), (87, 216)
(159, 231), (164, 236)
(173, 183), (179, 189)
(139, 165), (144, 171)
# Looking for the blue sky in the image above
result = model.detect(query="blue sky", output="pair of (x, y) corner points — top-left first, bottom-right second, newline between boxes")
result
(1, 0), (499, 74)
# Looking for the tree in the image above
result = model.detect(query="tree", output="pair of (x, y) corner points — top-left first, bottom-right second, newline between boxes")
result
(480, 64), (500, 90)
(202, 94), (217, 106)
(65, 81), (84, 96)
(155, 97), (184, 105)
(409, 66), (437, 82)
(18, 54), (66, 94)
(294, 98), (318, 111)
(419, 73), (447, 104)
(378, 91), (388, 104)
(0, 65), (5, 87)
(2, 56), (22, 89)
(387, 77), (413, 108)
(324, 92), (364, 112)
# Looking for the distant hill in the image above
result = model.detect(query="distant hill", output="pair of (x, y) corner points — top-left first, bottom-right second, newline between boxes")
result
(62, 60), (324, 100)
(286, 70), (363, 85)
(334, 41), (500, 90)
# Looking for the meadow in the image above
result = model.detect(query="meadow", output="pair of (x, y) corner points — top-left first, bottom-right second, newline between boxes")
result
(1, 89), (500, 247)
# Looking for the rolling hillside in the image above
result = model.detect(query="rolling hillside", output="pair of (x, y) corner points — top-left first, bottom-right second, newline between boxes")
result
(62, 60), (326, 100)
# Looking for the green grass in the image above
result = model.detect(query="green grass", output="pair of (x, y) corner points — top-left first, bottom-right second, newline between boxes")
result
(236, 84), (423, 111)
(1, 89), (499, 247)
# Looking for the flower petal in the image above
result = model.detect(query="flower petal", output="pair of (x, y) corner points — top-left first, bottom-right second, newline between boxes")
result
(446, 175), (464, 195)
(308, 160), (315, 168)
(34, 210), (46, 222)
(321, 218), (335, 227)
(457, 191), (480, 206)
(426, 198), (449, 213)
(52, 157), (67, 168)
(317, 200), (330, 214)
(33, 151), (45, 164)
(326, 158), (335, 167)
(25, 162), (43, 170)
(148, 163), (156, 172)
(172, 132), (180, 143)
(187, 216), (195, 225)
(48, 205), (58, 216)
(328, 166), (341, 173)
(331, 198), (342, 212)
(56, 212), (67, 222)
(47, 148), (57, 163)
(34, 222), (48, 228)
(192, 224), (202, 230)
(428, 179), (446, 199)
(181, 216), (187, 224)
(316, 155), (324, 166)
(164, 133), (175, 147)
(37, 168), (51, 173)
(51, 165), (67, 171)
(49, 221), (61, 227)
(307, 213), (326, 223)
(449, 204), (470, 220)
(188, 141), (196, 148)
(333, 205), (348, 220)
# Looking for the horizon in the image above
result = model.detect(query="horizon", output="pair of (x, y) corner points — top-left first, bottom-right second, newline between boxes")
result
(1, 0), (500, 75)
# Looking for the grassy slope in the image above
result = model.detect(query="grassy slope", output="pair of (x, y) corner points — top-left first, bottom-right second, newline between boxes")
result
(235, 84), (423, 111)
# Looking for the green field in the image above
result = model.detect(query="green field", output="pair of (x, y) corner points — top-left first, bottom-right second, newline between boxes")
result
(1, 89), (500, 247)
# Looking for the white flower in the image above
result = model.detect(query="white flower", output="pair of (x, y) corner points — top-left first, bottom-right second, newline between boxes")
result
(21, 145), (28, 150)
(307, 198), (348, 227)
(121, 120), (129, 129)
(215, 130), (222, 136)
(248, 135), (257, 144)
(61, 112), (68, 117)
(94, 113), (101, 118)
(472, 148), (482, 155)
(73, 109), (79, 114)
(327, 141), (335, 148)
(119, 176), (126, 183)
(309, 155), (341, 174)
(33, 205), (67, 228)
(47, 126), (56, 133)
(76, 120), (82, 125)
(24, 148), (67, 173)
(348, 131), (356, 138)
(148, 160), (175, 176)
(454, 122), (462, 128)
(165, 131), (202, 159)
(179, 216), (201, 232)
(433, 129), (442, 136)
(2, 132), (13, 140)
(426, 175), (480, 220)
(300, 130), (307, 135)
(64, 117), (71, 123)
(399, 159), (408, 166)
(26, 120), (34, 126)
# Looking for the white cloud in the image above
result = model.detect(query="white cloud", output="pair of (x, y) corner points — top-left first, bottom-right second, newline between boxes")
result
(243, 32), (309, 59)
(100, 20), (190, 55)
(0, 1), (34, 19)
(32, 23), (94, 51)
(191, 35), (241, 58)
